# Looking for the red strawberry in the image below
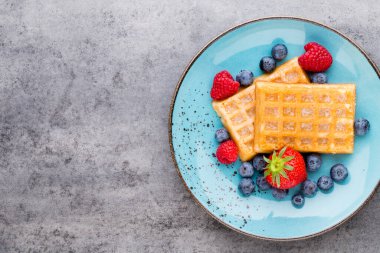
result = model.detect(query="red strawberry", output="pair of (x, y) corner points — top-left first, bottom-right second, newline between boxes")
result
(210, 70), (239, 100)
(298, 42), (333, 72)
(216, 140), (238, 164)
(264, 146), (307, 189)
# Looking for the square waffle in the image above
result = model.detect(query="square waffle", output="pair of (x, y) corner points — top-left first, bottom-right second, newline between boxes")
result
(254, 82), (356, 154)
(256, 57), (310, 83)
(212, 57), (310, 161)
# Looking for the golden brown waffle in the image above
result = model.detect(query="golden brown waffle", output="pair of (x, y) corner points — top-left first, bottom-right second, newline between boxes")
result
(256, 57), (310, 83)
(254, 82), (356, 154)
(213, 86), (256, 161)
(212, 57), (310, 161)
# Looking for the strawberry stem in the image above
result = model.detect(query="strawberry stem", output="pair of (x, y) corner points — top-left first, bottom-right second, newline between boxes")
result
(264, 146), (294, 187)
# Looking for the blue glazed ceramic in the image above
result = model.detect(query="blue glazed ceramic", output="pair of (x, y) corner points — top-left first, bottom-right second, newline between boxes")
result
(169, 17), (380, 240)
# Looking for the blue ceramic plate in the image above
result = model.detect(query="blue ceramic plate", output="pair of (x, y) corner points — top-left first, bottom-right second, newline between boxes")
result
(169, 17), (380, 240)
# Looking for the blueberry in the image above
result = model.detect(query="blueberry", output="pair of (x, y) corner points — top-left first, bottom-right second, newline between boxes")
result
(238, 178), (255, 196)
(215, 128), (229, 143)
(256, 176), (271, 191)
(305, 153), (322, 172)
(291, 193), (305, 208)
(317, 175), (334, 191)
(252, 154), (267, 173)
(310, 72), (328, 84)
(236, 70), (254, 86)
(272, 188), (288, 200)
(260, 56), (276, 73)
(271, 44), (288, 61)
(330, 164), (348, 182)
(301, 179), (318, 197)
(354, 118), (370, 136)
(238, 162), (254, 178)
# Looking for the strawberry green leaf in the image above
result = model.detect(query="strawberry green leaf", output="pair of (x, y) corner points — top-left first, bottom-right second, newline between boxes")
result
(275, 174), (281, 187)
(271, 174), (277, 184)
(284, 165), (294, 171)
(263, 156), (271, 163)
(279, 170), (289, 179)
(282, 156), (294, 163)
(272, 151), (277, 160)
(264, 170), (271, 177)
(278, 146), (287, 158)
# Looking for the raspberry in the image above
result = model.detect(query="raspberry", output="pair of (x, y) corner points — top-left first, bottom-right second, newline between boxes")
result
(298, 42), (333, 72)
(216, 140), (238, 164)
(214, 70), (233, 80)
(210, 70), (239, 100)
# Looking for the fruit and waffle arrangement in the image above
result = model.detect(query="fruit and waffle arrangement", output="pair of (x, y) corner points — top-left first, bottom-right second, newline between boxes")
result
(210, 42), (370, 208)
(212, 57), (310, 161)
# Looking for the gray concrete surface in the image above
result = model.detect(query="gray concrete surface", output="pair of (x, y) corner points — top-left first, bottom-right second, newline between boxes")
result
(0, 0), (379, 252)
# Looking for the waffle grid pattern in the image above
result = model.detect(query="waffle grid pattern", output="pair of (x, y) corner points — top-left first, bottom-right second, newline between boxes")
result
(213, 85), (256, 161)
(256, 57), (310, 84)
(254, 82), (356, 153)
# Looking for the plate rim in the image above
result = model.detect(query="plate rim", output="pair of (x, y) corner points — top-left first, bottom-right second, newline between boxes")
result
(168, 16), (380, 241)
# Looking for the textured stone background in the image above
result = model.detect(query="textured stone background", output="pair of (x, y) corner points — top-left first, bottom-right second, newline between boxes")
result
(0, 0), (379, 252)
